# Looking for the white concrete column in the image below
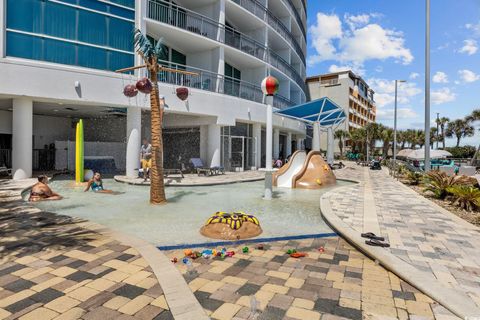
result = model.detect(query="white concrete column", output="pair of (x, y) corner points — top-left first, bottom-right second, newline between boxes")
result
(217, 0), (226, 40)
(296, 136), (303, 150)
(199, 125), (208, 164)
(312, 122), (321, 151)
(327, 127), (334, 165)
(126, 106), (142, 178)
(253, 123), (262, 169)
(207, 124), (221, 167)
(273, 128), (280, 159)
(215, 47), (225, 92)
(286, 132), (292, 156)
(12, 98), (33, 180)
(135, 0), (147, 71)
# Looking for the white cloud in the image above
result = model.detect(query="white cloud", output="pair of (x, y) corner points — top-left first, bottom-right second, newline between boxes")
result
(307, 13), (342, 66)
(466, 21), (480, 37)
(368, 78), (422, 108)
(459, 39), (478, 55)
(431, 88), (456, 105)
(328, 64), (350, 73)
(432, 71), (448, 83)
(376, 108), (418, 120)
(308, 12), (413, 68)
(458, 69), (480, 83)
(409, 72), (420, 79)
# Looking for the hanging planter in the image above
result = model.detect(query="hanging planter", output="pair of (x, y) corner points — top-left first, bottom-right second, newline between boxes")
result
(176, 87), (189, 101)
(136, 77), (152, 94)
(123, 84), (138, 97)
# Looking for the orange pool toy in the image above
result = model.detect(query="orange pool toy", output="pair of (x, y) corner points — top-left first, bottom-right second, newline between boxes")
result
(290, 252), (307, 258)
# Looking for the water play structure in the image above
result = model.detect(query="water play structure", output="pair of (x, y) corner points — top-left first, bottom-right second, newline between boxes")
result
(200, 211), (262, 240)
(273, 150), (336, 189)
(75, 119), (84, 183)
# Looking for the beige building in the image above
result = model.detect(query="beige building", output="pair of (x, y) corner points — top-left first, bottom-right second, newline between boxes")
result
(306, 71), (376, 152)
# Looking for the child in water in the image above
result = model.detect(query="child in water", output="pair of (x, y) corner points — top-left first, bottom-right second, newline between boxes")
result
(84, 172), (114, 193)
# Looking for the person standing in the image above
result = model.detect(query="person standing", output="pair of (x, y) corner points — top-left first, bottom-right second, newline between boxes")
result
(140, 138), (152, 181)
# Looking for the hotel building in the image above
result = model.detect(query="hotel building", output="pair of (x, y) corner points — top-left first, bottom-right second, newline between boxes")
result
(0, 0), (307, 179)
(306, 70), (376, 152)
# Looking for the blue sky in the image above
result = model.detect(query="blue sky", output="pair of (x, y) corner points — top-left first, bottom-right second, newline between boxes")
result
(306, 0), (480, 146)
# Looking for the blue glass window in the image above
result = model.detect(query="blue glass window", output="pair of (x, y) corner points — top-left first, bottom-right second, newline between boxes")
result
(78, 10), (107, 46)
(6, 0), (134, 71)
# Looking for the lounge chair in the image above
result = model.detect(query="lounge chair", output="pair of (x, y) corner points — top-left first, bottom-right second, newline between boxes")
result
(0, 166), (11, 176)
(189, 158), (225, 176)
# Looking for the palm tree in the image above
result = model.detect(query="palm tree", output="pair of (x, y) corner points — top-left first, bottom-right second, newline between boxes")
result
(397, 130), (407, 149)
(429, 127), (438, 148)
(415, 130), (425, 148)
(349, 128), (366, 154)
(381, 127), (394, 157)
(334, 129), (349, 157)
(435, 117), (449, 149)
(446, 119), (475, 147)
(365, 123), (383, 155)
(466, 109), (480, 123)
(134, 29), (168, 204)
(405, 129), (417, 149)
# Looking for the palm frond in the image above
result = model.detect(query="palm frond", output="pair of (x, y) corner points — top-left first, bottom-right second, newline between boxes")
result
(134, 29), (154, 61)
(154, 37), (168, 62)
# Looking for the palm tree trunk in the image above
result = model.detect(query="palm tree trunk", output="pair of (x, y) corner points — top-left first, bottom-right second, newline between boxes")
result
(149, 66), (167, 204)
(456, 136), (461, 147)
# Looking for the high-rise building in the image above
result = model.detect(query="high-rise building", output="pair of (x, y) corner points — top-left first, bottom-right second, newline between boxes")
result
(0, 0), (308, 179)
(306, 70), (376, 151)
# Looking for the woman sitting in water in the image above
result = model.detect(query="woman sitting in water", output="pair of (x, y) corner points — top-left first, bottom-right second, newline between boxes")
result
(84, 172), (114, 193)
(29, 175), (63, 202)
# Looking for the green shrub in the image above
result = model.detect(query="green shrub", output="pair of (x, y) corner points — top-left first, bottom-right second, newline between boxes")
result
(406, 171), (423, 185)
(422, 171), (476, 199)
(444, 145), (476, 158)
(446, 185), (480, 211)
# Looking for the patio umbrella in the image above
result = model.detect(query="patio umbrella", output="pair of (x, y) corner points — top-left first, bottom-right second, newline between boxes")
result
(397, 149), (413, 157)
(406, 149), (452, 160)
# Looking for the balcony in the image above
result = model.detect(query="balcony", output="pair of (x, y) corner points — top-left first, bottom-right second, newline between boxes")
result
(230, 0), (305, 64)
(147, 0), (306, 95)
(282, 0), (306, 38)
(156, 60), (295, 109)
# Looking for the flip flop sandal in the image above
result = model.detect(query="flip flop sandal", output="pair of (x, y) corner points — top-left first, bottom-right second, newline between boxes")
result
(361, 232), (385, 241)
(365, 239), (390, 247)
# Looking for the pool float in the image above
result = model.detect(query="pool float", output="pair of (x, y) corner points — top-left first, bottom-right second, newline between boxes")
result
(200, 211), (262, 240)
(315, 178), (322, 185)
(242, 246), (249, 253)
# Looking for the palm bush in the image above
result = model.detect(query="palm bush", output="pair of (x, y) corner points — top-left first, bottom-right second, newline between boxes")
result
(446, 185), (480, 211)
(405, 171), (423, 185)
(422, 171), (476, 199)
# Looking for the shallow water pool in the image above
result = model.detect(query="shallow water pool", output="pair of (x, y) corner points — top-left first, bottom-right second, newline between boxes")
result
(33, 179), (351, 247)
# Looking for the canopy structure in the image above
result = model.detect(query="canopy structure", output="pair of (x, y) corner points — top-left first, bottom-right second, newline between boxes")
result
(275, 97), (347, 165)
(406, 149), (452, 160)
(275, 97), (346, 127)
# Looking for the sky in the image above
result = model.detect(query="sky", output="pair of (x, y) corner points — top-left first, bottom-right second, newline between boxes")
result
(306, 0), (480, 147)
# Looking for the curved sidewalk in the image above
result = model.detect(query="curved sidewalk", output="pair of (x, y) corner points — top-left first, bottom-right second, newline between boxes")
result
(321, 164), (480, 319)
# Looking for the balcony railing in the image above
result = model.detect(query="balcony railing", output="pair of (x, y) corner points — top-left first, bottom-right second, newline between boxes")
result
(157, 60), (295, 109)
(229, 0), (305, 64)
(148, 0), (306, 95)
(282, 0), (306, 38)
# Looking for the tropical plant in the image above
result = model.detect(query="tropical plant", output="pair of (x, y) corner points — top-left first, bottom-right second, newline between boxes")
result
(446, 185), (480, 211)
(435, 117), (449, 149)
(365, 123), (384, 154)
(381, 127), (394, 157)
(134, 29), (168, 204)
(405, 171), (423, 185)
(349, 128), (366, 154)
(422, 171), (476, 199)
(444, 146), (477, 158)
(466, 109), (480, 123)
(429, 127), (438, 148)
(446, 119), (475, 147)
(334, 129), (349, 157)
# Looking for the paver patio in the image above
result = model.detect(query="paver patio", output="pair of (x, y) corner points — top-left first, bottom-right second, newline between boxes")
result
(325, 163), (480, 318)
(166, 237), (455, 319)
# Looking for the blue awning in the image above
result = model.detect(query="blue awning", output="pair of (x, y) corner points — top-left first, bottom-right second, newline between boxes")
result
(275, 97), (346, 127)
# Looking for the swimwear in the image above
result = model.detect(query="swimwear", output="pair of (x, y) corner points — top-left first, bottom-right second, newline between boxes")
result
(91, 181), (104, 191)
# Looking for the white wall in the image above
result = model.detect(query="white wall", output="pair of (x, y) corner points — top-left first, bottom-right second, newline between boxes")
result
(0, 110), (12, 134)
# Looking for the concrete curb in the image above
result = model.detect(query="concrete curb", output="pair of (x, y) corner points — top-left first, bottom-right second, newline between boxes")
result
(320, 182), (480, 319)
(6, 179), (209, 320)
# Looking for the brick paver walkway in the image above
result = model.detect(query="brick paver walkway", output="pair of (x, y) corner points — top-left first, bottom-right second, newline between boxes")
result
(0, 180), (173, 320)
(166, 237), (454, 319)
(328, 164), (480, 316)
